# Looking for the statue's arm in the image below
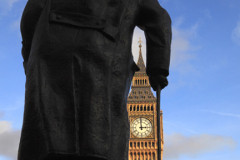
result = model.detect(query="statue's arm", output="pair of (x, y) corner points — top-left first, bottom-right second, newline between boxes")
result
(136, 0), (172, 89)
(21, 0), (46, 62)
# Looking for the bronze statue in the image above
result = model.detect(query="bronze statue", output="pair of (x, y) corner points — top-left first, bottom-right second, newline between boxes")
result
(18, 0), (171, 160)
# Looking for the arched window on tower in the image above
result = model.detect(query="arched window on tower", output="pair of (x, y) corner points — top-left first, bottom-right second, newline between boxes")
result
(133, 106), (135, 111)
(153, 152), (155, 160)
(137, 106), (139, 111)
(151, 106), (153, 111)
(135, 80), (137, 85)
(147, 106), (150, 111)
(130, 106), (132, 111)
(144, 106), (146, 111)
(140, 106), (143, 111)
(145, 79), (147, 85)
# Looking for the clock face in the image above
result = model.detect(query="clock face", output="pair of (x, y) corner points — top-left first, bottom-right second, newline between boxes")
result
(131, 118), (153, 138)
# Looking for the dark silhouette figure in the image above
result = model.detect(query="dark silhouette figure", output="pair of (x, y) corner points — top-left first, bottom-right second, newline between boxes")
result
(18, 0), (171, 160)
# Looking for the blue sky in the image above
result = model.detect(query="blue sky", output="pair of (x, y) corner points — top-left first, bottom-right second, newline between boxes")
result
(0, 0), (240, 160)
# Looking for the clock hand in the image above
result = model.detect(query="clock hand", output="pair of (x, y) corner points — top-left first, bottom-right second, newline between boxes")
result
(140, 118), (143, 130)
(140, 126), (151, 128)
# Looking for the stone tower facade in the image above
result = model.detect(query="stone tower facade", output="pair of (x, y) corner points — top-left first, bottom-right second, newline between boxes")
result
(127, 38), (164, 160)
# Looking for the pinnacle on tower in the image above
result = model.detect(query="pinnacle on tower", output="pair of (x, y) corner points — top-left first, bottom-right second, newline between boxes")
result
(136, 37), (146, 73)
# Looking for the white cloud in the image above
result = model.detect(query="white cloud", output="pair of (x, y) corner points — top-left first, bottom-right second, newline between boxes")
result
(163, 133), (237, 159)
(202, 9), (212, 19)
(170, 20), (200, 73)
(163, 121), (198, 134)
(0, 121), (21, 160)
(217, 112), (240, 118)
(0, 0), (19, 8)
(0, 0), (19, 14)
(0, 121), (11, 134)
(231, 21), (240, 45)
(171, 27), (194, 67)
(174, 17), (185, 27)
(10, 17), (21, 31)
(203, 110), (240, 118)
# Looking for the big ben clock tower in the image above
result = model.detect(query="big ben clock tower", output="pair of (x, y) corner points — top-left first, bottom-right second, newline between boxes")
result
(127, 38), (164, 160)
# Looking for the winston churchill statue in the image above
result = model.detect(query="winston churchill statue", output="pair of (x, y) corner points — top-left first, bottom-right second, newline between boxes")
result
(18, 0), (171, 160)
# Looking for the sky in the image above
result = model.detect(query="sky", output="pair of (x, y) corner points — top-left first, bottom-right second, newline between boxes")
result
(0, 0), (240, 160)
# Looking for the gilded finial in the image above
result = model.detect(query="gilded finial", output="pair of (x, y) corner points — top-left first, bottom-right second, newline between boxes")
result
(138, 37), (142, 48)
(138, 37), (142, 53)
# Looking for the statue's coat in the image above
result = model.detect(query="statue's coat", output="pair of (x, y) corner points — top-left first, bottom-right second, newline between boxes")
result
(18, 0), (171, 160)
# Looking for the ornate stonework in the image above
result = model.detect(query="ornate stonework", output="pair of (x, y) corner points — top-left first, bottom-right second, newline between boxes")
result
(127, 38), (164, 160)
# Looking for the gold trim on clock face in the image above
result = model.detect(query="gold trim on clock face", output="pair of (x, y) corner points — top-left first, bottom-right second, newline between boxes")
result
(131, 117), (153, 138)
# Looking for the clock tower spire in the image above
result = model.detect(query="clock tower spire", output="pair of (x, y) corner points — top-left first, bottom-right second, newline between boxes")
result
(127, 38), (164, 160)
(136, 37), (146, 74)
